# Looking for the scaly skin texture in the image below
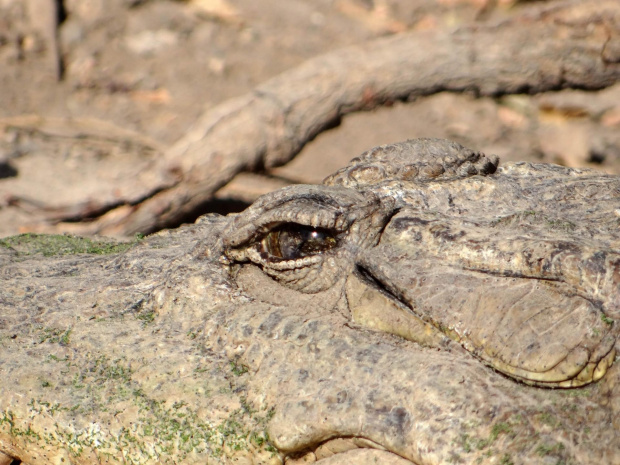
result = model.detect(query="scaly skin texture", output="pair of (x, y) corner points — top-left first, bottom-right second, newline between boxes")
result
(1, 139), (619, 465)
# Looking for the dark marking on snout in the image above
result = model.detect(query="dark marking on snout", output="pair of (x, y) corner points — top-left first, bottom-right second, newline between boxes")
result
(386, 407), (412, 437)
(365, 402), (413, 439)
(258, 311), (283, 337)
(430, 224), (466, 242)
(390, 216), (430, 232)
(589, 251), (608, 275)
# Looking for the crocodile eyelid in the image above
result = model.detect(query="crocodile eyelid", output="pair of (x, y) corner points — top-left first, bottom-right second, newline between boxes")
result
(225, 204), (344, 249)
(222, 185), (370, 249)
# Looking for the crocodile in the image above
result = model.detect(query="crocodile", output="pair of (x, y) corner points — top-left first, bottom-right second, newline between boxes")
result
(1, 138), (619, 465)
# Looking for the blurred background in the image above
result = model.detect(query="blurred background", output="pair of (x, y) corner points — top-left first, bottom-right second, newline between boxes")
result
(1, 0), (619, 238)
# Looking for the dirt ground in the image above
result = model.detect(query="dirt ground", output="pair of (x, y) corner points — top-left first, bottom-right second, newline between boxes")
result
(1, 0), (619, 238)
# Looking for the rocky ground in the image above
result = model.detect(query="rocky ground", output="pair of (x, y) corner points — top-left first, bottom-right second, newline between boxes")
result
(1, 0), (619, 238)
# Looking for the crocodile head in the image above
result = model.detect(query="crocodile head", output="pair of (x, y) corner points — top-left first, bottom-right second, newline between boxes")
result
(224, 138), (619, 389)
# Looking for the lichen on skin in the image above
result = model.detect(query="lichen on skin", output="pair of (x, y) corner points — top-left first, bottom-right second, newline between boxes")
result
(0, 233), (143, 256)
(1, 354), (277, 464)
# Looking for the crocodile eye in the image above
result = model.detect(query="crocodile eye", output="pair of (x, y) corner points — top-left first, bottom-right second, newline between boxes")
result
(261, 224), (338, 261)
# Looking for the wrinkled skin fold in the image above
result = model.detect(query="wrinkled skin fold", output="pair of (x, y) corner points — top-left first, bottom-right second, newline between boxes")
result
(1, 139), (619, 465)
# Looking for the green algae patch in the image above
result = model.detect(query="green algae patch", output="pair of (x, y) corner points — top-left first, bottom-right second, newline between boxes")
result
(0, 233), (141, 256)
(1, 353), (277, 464)
(37, 326), (73, 345)
(452, 418), (522, 464)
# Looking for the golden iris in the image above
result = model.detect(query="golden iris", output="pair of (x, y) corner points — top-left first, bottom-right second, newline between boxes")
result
(261, 224), (337, 260)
